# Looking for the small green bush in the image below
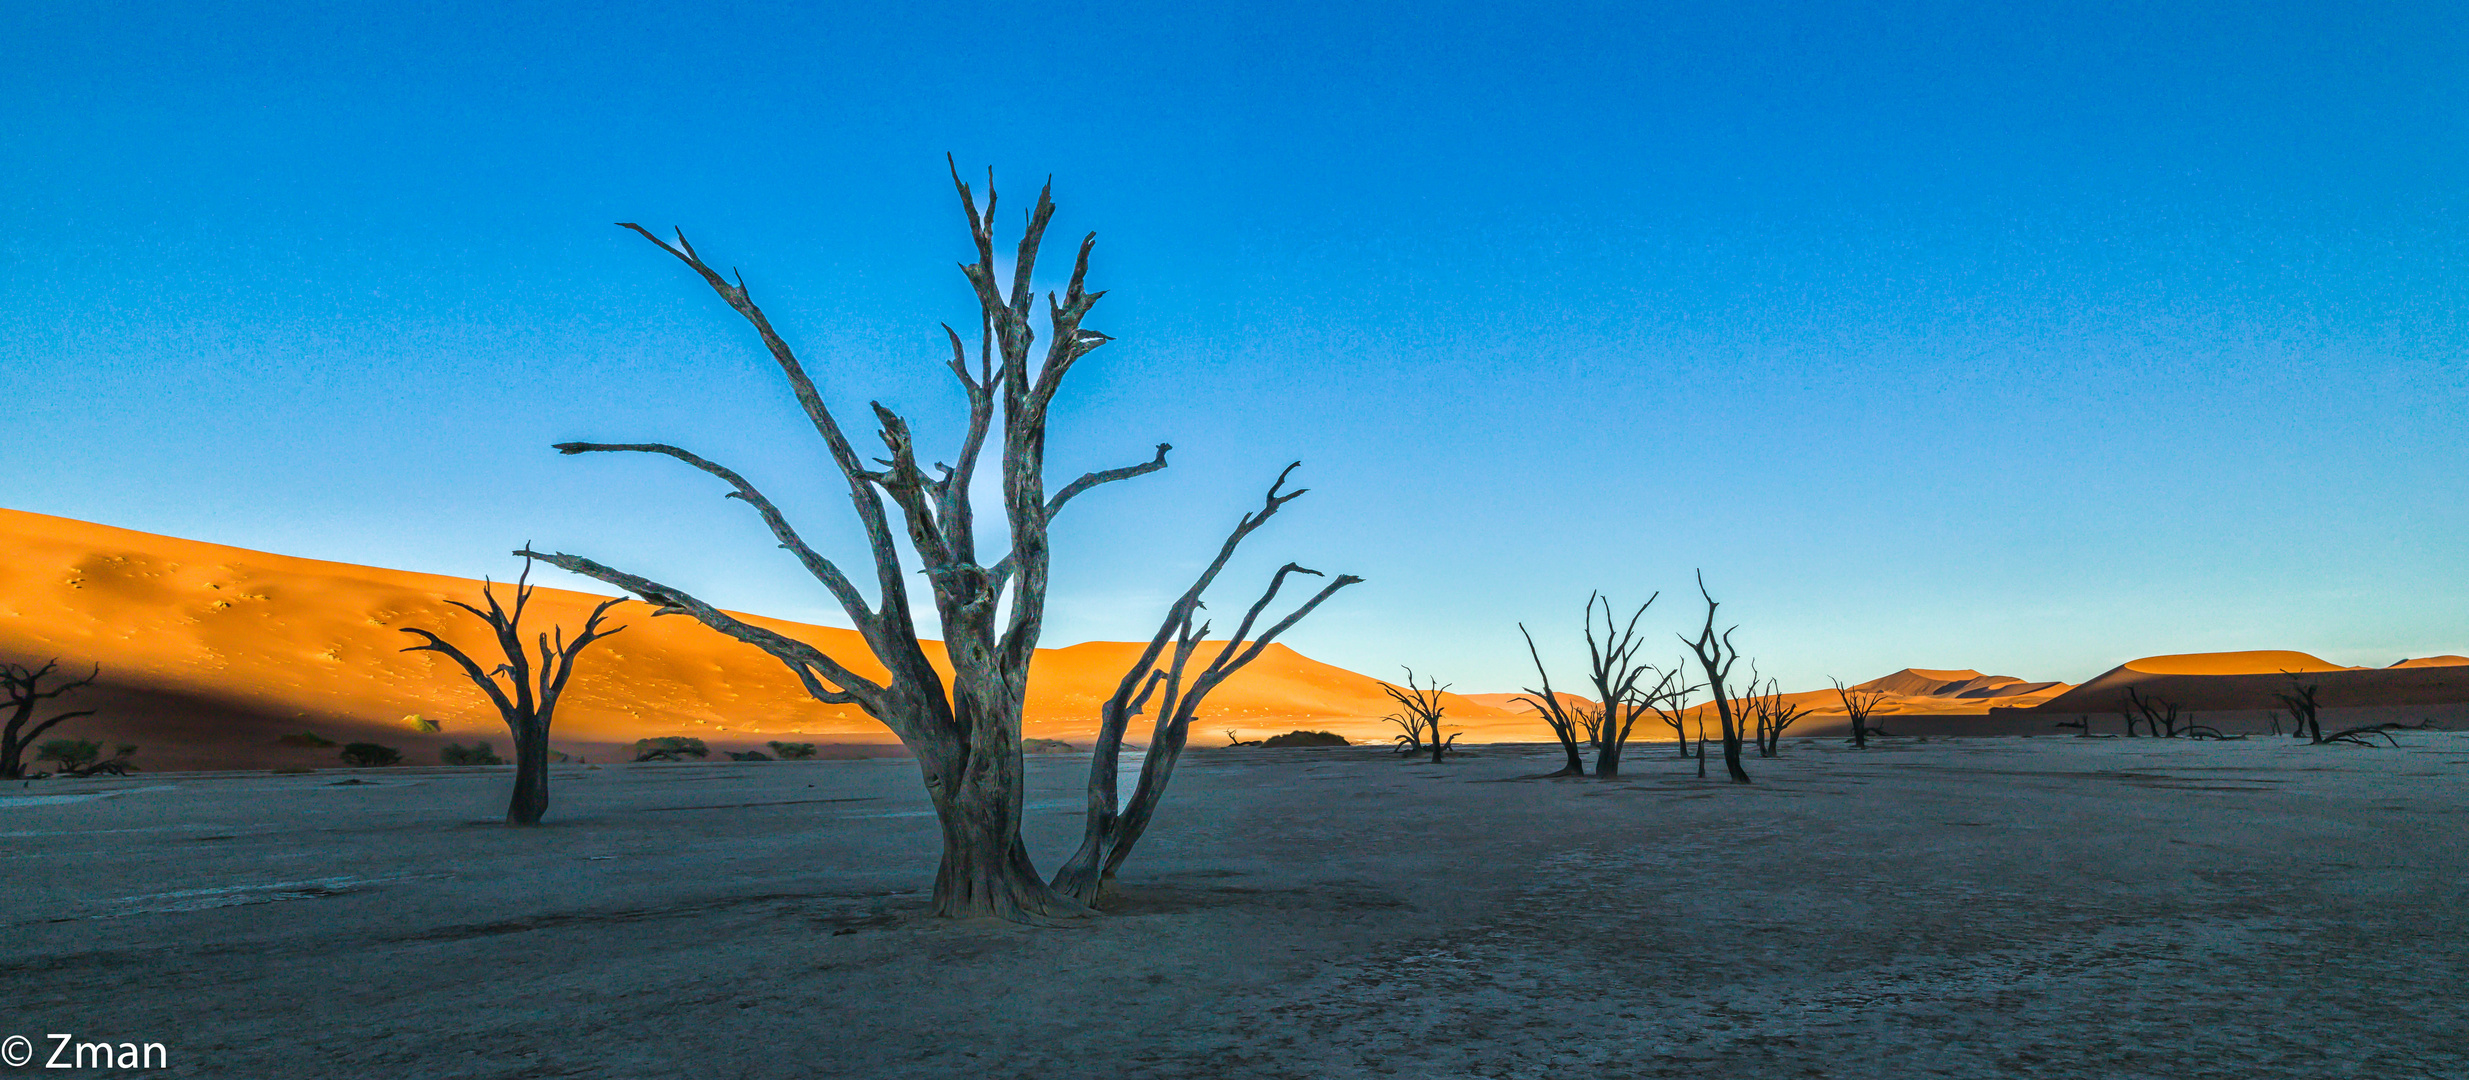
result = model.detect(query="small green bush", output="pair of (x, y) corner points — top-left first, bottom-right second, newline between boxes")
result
(35, 738), (102, 770)
(1022, 737), (1075, 754)
(339, 742), (402, 767)
(766, 741), (818, 760)
(727, 750), (772, 761)
(440, 741), (505, 766)
(633, 737), (709, 762)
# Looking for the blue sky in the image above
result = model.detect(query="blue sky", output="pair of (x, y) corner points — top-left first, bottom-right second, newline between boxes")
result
(4, 1), (2463, 692)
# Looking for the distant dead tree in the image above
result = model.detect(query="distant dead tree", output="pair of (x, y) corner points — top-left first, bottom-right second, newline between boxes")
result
(1742, 668), (1812, 757)
(2121, 687), (2226, 739)
(1643, 661), (1700, 759)
(1514, 629), (1591, 777)
(2273, 676), (2401, 747)
(1681, 573), (1751, 784)
(2, 659), (99, 780)
(523, 166), (1356, 921)
(400, 557), (625, 825)
(1051, 466), (1358, 904)
(1381, 668), (1456, 763)
(1830, 677), (1888, 748)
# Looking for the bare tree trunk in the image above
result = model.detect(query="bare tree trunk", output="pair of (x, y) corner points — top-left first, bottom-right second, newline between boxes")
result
(1683, 573), (1751, 784)
(508, 720), (551, 825)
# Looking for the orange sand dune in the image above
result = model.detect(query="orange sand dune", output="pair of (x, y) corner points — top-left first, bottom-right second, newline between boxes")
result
(2119, 650), (2359, 676)
(2391, 656), (2469, 669)
(0, 510), (1532, 768)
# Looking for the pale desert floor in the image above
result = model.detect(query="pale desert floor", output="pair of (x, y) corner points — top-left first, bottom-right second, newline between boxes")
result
(7, 734), (2467, 1079)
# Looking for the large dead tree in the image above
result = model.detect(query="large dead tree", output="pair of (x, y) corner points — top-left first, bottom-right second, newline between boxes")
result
(1682, 573), (1751, 784)
(1051, 465), (1359, 904)
(2, 659), (98, 780)
(1379, 667), (1454, 764)
(528, 165), (1259, 921)
(1830, 677), (1888, 747)
(399, 557), (626, 824)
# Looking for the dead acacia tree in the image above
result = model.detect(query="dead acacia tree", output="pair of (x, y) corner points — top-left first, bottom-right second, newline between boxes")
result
(1514, 628), (1591, 777)
(1742, 668), (1812, 757)
(1051, 465), (1359, 904)
(1830, 677), (1888, 748)
(529, 165), (1284, 920)
(399, 556), (626, 825)
(2, 660), (99, 780)
(2272, 677), (2397, 747)
(1581, 594), (1658, 778)
(1682, 572), (1751, 783)
(1379, 668), (1455, 763)
(1642, 662), (1700, 759)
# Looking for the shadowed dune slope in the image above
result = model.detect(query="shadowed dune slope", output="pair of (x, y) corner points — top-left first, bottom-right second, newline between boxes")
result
(0, 510), (1530, 768)
(2032, 650), (2469, 715)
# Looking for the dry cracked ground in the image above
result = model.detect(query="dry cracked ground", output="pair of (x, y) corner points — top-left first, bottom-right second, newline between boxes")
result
(6, 734), (2466, 1078)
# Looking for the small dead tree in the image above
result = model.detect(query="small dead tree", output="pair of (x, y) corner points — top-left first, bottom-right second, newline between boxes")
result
(1682, 572), (1750, 784)
(400, 557), (626, 825)
(2272, 677), (2396, 747)
(2276, 677), (2326, 743)
(1830, 677), (1888, 747)
(2124, 687), (2209, 739)
(1380, 668), (1455, 763)
(1049, 465), (1360, 905)
(1639, 664), (1698, 759)
(1742, 668), (1811, 757)
(1514, 630), (1591, 777)
(2, 660), (99, 780)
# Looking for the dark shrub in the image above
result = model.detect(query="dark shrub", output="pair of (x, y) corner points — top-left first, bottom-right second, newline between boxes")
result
(277, 732), (336, 748)
(1260, 730), (1349, 748)
(1022, 737), (1074, 754)
(441, 741), (505, 766)
(339, 742), (403, 767)
(727, 750), (773, 761)
(35, 738), (102, 770)
(633, 737), (709, 762)
(766, 741), (818, 760)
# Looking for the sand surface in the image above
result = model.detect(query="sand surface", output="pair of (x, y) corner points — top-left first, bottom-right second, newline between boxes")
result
(9, 734), (2466, 1078)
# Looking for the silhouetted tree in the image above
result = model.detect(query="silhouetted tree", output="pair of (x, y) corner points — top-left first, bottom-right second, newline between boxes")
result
(339, 743), (402, 767)
(1831, 677), (1888, 748)
(1580, 594), (1658, 778)
(400, 557), (625, 825)
(1381, 668), (1455, 763)
(1682, 573), (1751, 784)
(1053, 466), (1359, 904)
(1743, 668), (1811, 757)
(2, 659), (98, 780)
(2273, 676), (2401, 747)
(1515, 629), (1591, 777)
(526, 168), (1357, 921)
(1644, 660), (1700, 759)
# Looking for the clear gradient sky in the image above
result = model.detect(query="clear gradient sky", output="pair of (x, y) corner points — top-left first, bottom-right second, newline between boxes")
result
(4, 1), (2463, 693)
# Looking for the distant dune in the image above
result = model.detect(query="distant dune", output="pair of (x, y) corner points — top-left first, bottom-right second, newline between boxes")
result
(2029, 650), (2469, 718)
(0, 510), (1534, 769)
